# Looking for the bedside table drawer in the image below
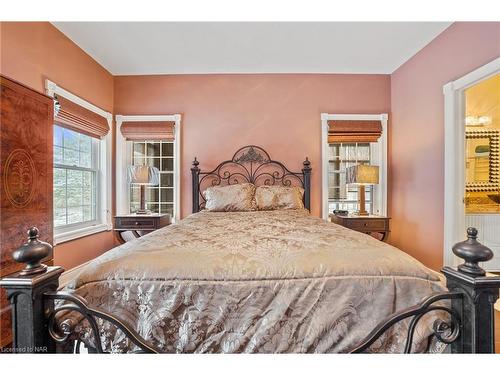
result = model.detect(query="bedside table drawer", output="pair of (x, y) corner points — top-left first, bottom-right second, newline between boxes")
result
(114, 214), (171, 243)
(330, 214), (390, 241)
(116, 217), (156, 230)
(346, 219), (388, 231)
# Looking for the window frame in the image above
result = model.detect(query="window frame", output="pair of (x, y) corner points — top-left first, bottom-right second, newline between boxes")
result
(115, 115), (181, 222)
(320, 113), (388, 220)
(46, 80), (113, 245)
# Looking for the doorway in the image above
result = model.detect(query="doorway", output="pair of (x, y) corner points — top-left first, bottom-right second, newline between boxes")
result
(444, 58), (500, 269)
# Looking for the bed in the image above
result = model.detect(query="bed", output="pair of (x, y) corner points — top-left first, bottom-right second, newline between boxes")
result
(57, 208), (446, 353)
(1, 145), (499, 354)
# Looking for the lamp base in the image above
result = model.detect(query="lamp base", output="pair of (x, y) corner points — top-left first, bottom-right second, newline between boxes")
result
(356, 185), (369, 216)
(137, 185), (149, 215)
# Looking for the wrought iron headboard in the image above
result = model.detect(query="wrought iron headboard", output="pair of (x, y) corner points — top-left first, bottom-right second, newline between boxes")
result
(191, 145), (311, 213)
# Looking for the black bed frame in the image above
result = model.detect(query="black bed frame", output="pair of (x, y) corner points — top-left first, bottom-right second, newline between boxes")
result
(1, 145), (500, 354)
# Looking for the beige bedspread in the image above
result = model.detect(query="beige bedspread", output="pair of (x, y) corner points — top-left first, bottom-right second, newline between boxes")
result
(59, 209), (447, 353)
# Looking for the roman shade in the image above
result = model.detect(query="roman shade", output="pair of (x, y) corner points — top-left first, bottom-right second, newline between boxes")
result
(54, 95), (110, 139)
(120, 121), (175, 141)
(328, 120), (382, 143)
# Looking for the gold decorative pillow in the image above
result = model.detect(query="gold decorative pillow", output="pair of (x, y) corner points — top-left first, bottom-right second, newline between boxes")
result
(254, 185), (304, 210)
(203, 183), (257, 212)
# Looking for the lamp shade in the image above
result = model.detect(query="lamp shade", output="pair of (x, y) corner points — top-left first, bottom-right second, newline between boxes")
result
(346, 165), (379, 185)
(127, 165), (160, 185)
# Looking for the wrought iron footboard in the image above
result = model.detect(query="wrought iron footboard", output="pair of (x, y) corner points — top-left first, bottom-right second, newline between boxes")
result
(350, 292), (462, 353)
(45, 292), (160, 353)
(1, 227), (499, 353)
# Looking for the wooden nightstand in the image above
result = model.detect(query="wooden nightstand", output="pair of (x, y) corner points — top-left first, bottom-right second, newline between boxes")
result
(329, 214), (390, 241)
(114, 214), (171, 243)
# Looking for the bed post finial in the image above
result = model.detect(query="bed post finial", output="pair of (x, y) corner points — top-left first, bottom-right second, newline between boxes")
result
(442, 227), (500, 353)
(192, 157), (199, 169)
(452, 227), (493, 276)
(191, 157), (200, 213)
(302, 157), (311, 211)
(0, 227), (64, 353)
(12, 227), (52, 276)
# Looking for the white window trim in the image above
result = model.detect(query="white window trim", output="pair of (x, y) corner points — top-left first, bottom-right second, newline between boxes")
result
(46, 79), (113, 245)
(115, 114), (182, 222)
(320, 113), (388, 220)
(443, 57), (500, 268)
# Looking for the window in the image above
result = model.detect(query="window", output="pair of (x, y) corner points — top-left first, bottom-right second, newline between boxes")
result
(328, 142), (373, 214)
(129, 140), (175, 216)
(54, 125), (99, 228)
(47, 79), (112, 244)
(321, 113), (388, 220)
(115, 115), (181, 221)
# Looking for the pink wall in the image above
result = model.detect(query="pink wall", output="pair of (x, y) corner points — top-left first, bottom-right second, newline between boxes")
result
(0, 22), (119, 270)
(390, 22), (500, 270)
(114, 74), (391, 218)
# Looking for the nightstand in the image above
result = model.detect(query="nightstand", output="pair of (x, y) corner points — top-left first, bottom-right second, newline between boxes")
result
(114, 214), (171, 243)
(329, 214), (390, 241)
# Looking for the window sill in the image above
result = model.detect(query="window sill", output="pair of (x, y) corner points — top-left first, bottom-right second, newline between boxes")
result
(54, 223), (110, 245)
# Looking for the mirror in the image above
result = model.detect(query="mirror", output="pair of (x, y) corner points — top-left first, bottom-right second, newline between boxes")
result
(465, 129), (499, 192)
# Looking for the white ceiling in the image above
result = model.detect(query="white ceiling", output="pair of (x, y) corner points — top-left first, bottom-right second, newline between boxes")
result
(52, 22), (452, 75)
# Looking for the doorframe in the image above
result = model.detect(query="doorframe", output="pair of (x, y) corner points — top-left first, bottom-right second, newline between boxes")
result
(443, 57), (500, 267)
(320, 113), (388, 220)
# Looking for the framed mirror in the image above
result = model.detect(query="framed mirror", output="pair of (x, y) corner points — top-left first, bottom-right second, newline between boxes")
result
(465, 129), (499, 192)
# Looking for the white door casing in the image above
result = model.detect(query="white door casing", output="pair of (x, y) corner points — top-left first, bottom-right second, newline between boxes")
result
(443, 57), (500, 268)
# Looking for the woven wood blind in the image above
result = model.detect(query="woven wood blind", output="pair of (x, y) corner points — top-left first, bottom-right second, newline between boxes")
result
(54, 95), (109, 139)
(120, 121), (175, 141)
(328, 120), (382, 143)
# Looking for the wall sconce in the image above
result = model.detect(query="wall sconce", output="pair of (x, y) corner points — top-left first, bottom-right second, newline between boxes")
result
(466, 115), (492, 126)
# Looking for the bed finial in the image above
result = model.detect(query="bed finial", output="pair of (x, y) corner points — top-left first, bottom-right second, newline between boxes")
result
(302, 157), (311, 171)
(452, 227), (493, 276)
(12, 227), (52, 276)
(191, 157), (200, 171)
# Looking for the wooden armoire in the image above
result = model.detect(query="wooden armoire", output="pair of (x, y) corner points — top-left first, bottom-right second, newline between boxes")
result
(0, 75), (54, 348)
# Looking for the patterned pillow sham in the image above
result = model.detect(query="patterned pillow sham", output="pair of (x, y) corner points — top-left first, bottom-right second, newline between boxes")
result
(203, 183), (257, 212)
(254, 185), (304, 210)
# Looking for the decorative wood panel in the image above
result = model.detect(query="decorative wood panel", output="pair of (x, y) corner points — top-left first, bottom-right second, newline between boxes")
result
(0, 75), (54, 348)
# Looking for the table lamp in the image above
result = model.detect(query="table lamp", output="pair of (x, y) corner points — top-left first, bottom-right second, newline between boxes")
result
(346, 164), (379, 216)
(127, 165), (160, 214)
